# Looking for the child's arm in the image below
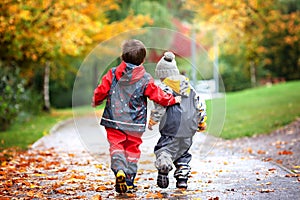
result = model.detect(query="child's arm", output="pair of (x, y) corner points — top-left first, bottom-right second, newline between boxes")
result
(144, 79), (181, 106)
(148, 103), (166, 130)
(92, 69), (113, 107)
(195, 94), (207, 132)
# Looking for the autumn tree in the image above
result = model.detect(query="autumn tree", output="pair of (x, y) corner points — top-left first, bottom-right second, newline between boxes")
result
(0, 0), (152, 130)
(184, 0), (300, 90)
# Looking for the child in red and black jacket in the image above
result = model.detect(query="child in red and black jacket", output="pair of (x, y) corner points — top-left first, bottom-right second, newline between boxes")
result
(92, 39), (181, 193)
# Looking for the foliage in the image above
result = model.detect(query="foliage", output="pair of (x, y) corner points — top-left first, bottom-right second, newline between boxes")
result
(0, 66), (25, 131)
(0, 0), (152, 83)
(218, 46), (252, 91)
(0, 0), (154, 128)
(184, 0), (300, 83)
(221, 67), (251, 92)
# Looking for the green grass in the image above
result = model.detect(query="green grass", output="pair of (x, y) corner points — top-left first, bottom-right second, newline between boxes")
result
(0, 106), (95, 150)
(217, 81), (300, 139)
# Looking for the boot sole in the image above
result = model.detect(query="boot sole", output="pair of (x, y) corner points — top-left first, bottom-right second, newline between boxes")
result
(157, 173), (169, 188)
(115, 170), (128, 193)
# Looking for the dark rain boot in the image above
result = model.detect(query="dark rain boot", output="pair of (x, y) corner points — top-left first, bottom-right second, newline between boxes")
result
(174, 165), (191, 189)
(126, 173), (137, 190)
(155, 152), (173, 188)
(176, 178), (188, 189)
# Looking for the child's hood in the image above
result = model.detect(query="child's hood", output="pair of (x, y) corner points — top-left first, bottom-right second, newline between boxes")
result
(115, 61), (146, 85)
(163, 75), (190, 97)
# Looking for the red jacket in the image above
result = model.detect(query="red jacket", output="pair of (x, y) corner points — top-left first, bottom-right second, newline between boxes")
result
(93, 61), (177, 106)
(93, 61), (177, 132)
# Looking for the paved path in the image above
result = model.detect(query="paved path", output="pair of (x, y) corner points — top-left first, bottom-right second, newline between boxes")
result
(32, 116), (299, 199)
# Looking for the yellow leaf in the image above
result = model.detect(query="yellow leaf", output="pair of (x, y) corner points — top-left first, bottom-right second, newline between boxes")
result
(19, 10), (31, 21)
(1, 161), (7, 167)
(94, 164), (103, 169)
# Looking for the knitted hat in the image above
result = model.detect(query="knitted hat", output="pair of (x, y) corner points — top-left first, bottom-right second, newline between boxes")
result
(155, 52), (179, 79)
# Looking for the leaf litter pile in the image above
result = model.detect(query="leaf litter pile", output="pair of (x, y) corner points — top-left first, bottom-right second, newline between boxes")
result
(0, 148), (112, 199)
(0, 148), (208, 199)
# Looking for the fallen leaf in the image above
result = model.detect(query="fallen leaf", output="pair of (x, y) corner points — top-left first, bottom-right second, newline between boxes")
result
(276, 160), (283, 164)
(208, 197), (219, 200)
(95, 185), (112, 191)
(263, 158), (273, 162)
(278, 150), (293, 155)
(146, 192), (163, 199)
(247, 148), (253, 154)
(259, 188), (275, 193)
(94, 164), (103, 169)
(291, 169), (300, 173)
(26, 190), (35, 197)
(285, 174), (300, 177)
(257, 150), (266, 154)
(143, 184), (150, 189)
(57, 167), (68, 172)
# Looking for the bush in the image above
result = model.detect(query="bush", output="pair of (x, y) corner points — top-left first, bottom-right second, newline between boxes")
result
(221, 67), (251, 92)
(0, 67), (25, 131)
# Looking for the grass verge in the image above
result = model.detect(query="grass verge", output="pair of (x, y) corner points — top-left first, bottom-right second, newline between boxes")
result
(218, 81), (300, 139)
(0, 106), (95, 150)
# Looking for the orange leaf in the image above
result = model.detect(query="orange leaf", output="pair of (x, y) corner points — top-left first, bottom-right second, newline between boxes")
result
(247, 148), (253, 154)
(278, 150), (293, 155)
(285, 174), (300, 177)
(57, 167), (68, 172)
(257, 150), (266, 154)
(263, 158), (273, 162)
(276, 160), (283, 164)
(146, 192), (163, 199)
(91, 194), (102, 200)
(95, 185), (112, 191)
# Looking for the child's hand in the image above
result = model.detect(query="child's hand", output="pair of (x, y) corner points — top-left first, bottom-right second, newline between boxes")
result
(197, 115), (207, 132)
(197, 122), (207, 132)
(148, 119), (156, 130)
(175, 96), (181, 104)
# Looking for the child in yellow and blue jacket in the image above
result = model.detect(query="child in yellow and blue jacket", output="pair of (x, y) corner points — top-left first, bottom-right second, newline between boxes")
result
(148, 52), (207, 189)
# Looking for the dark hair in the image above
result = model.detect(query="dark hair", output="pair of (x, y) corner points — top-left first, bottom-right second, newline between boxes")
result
(121, 39), (146, 65)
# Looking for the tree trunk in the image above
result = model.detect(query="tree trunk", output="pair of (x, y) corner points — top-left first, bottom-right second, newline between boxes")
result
(250, 61), (256, 87)
(43, 61), (51, 112)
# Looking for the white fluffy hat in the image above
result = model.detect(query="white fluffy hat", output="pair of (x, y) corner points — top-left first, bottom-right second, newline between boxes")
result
(155, 52), (179, 79)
